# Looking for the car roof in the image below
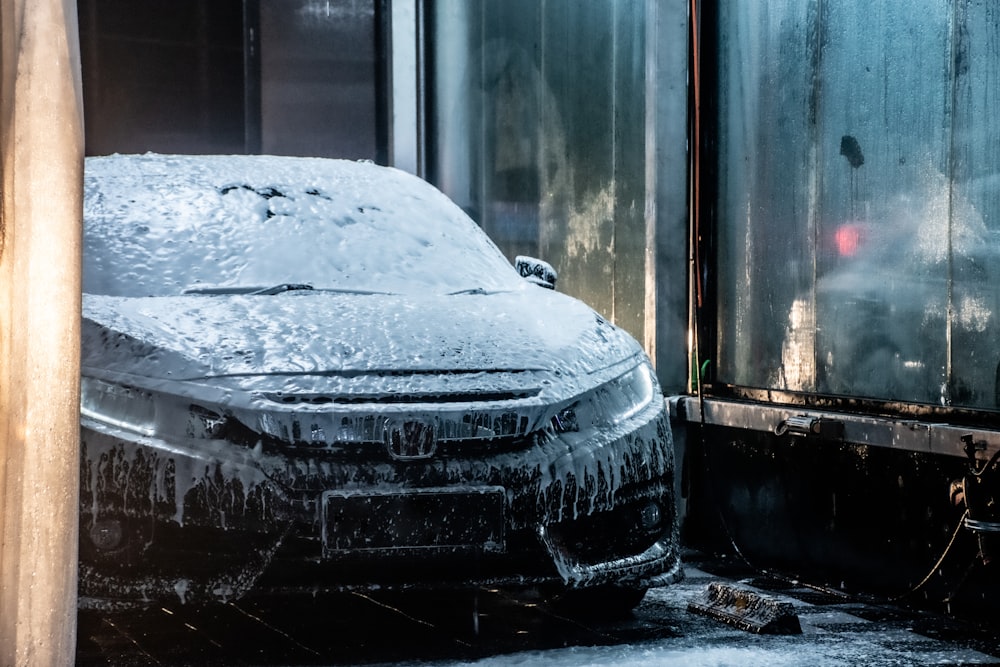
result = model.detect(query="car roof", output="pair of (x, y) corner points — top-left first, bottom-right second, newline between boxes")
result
(83, 153), (518, 297)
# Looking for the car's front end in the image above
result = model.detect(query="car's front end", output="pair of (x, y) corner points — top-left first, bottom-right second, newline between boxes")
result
(79, 292), (680, 609)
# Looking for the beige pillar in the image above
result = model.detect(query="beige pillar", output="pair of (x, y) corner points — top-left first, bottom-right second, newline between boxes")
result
(0, 0), (84, 665)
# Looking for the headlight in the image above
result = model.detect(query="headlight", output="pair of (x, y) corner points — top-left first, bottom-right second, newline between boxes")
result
(81, 377), (158, 436)
(81, 377), (229, 440)
(551, 362), (657, 434)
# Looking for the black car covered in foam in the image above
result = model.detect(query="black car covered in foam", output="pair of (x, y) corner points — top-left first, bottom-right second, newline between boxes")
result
(79, 154), (680, 612)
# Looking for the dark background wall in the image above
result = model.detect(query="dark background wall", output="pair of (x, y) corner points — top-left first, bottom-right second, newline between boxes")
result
(78, 0), (382, 159)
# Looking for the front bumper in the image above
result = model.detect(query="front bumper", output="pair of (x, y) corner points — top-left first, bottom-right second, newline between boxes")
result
(79, 397), (679, 607)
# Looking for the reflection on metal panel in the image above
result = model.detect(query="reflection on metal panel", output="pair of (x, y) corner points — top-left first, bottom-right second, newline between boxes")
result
(712, 2), (1000, 412)
(427, 0), (649, 344)
(260, 0), (378, 159)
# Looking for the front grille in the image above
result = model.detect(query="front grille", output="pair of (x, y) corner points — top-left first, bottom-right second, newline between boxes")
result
(226, 408), (536, 454)
(264, 389), (540, 405)
(263, 432), (538, 461)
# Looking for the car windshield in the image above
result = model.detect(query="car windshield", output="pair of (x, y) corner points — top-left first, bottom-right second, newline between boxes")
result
(82, 154), (524, 298)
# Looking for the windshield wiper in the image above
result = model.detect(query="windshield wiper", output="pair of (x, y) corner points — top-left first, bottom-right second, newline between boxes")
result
(183, 283), (314, 296)
(250, 283), (314, 295)
(182, 284), (404, 296)
(448, 287), (508, 296)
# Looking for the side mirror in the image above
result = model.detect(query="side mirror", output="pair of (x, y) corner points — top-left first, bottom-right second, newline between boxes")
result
(515, 256), (557, 290)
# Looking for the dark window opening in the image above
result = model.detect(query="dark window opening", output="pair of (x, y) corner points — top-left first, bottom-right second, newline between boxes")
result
(78, 0), (385, 161)
(79, 0), (251, 155)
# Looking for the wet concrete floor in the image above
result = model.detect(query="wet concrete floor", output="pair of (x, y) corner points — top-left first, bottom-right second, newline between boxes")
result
(76, 551), (1000, 666)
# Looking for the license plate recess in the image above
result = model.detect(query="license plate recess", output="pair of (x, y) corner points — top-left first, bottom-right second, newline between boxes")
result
(322, 486), (506, 556)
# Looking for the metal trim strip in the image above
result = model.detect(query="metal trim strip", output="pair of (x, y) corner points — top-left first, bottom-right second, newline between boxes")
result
(669, 395), (1000, 462)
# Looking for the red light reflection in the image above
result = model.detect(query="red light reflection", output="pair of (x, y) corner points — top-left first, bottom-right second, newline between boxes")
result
(834, 223), (864, 257)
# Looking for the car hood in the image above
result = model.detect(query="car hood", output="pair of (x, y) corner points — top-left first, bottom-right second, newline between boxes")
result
(81, 288), (641, 388)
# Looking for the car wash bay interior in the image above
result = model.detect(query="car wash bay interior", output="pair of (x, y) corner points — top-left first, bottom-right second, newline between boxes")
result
(67, 0), (1000, 622)
(5, 7), (998, 659)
